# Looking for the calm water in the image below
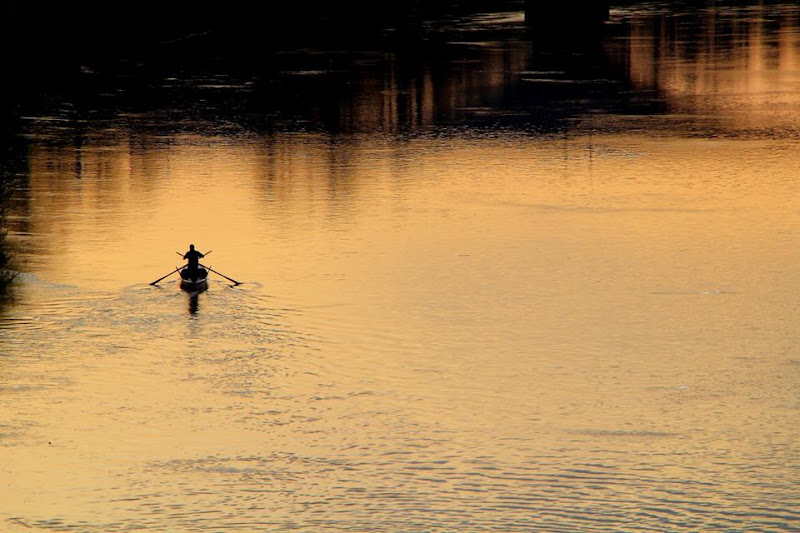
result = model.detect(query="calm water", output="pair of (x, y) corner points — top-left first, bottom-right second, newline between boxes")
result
(2, 3), (800, 531)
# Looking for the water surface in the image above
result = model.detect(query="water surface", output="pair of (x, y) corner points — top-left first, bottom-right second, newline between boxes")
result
(1, 3), (799, 531)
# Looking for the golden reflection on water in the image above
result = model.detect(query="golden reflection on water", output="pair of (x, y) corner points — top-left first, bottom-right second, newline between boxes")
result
(4, 130), (800, 530)
(2, 4), (800, 532)
(613, 5), (800, 132)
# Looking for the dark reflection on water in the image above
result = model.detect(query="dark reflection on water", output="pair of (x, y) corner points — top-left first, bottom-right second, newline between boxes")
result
(5, 2), (797, 143)
(2, 2), (800, 532)
(0, 112), (27, 303)
(602, 2), (800, 137)
(189, 293), (200, 315)
(6, 5), (618, 136)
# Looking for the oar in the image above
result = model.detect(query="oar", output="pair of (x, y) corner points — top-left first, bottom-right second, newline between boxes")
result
(200, 263), (242, 285)
(176, 250), (212, 258)
(150, 266), (182, 286)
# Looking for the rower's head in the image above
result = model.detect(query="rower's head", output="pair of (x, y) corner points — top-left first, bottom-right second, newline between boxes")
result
(189, 244), (195, 250)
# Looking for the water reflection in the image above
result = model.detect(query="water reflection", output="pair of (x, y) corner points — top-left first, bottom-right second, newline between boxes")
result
(10, 3), (797, 141)
(2, 3), (800, 532)
(0, 114), (26, 299)
(188, 293), (199, 314)
(604, 3), (800, 136)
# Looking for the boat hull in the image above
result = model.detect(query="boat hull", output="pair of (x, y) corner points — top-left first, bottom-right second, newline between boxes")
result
(179, 266), (209, 292)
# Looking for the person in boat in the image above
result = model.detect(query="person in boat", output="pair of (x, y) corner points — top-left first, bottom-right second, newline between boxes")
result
(182, 244), (205, 281)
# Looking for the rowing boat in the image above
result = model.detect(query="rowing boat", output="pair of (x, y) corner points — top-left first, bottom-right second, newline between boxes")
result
(179, 265), (209, 292)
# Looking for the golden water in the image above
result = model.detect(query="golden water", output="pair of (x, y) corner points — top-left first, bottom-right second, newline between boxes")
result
(1, 4), (799, 531)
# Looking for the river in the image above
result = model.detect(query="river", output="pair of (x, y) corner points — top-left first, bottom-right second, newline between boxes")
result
(1, 3), (799, 531)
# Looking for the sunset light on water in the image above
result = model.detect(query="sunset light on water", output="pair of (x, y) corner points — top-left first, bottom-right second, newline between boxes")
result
(1, 2), (799, 531)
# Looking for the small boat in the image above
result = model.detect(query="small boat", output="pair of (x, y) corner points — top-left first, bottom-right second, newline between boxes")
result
(179, 265), (209, 293)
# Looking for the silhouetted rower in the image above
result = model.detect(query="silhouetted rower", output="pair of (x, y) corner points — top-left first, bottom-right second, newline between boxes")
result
(183, 244), (205, 280)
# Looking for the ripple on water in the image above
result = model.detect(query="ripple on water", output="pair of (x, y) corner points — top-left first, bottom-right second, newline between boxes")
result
(12, 445), (785, 532)
(2, 283), (798, 530)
